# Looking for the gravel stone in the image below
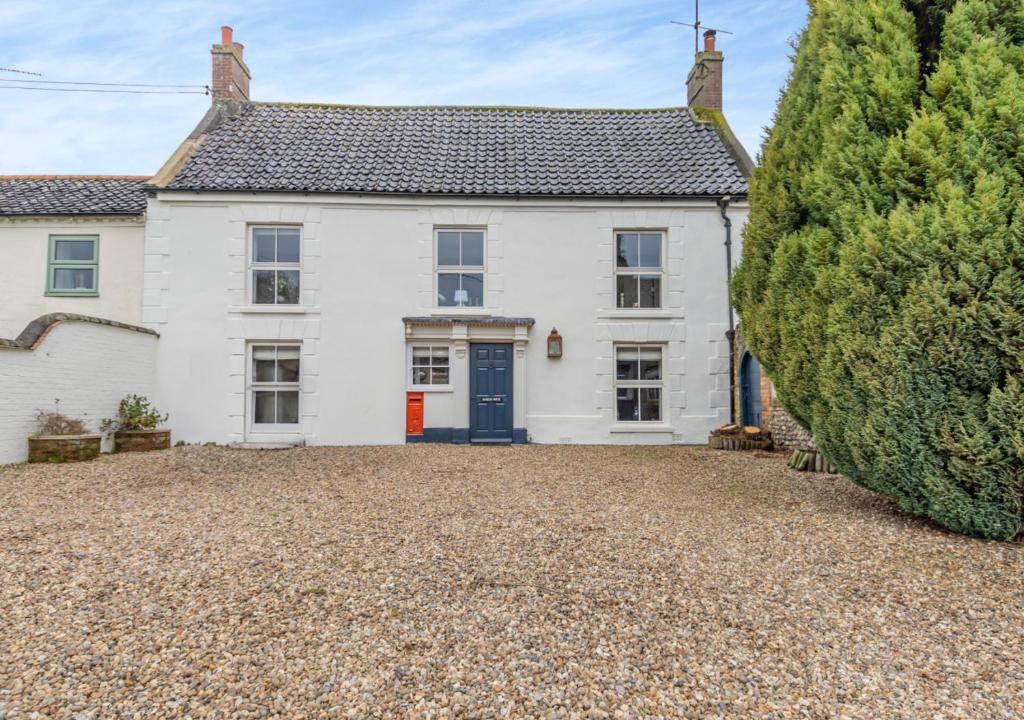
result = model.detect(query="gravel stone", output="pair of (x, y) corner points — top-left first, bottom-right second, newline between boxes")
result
(1, 445), (1022, 718)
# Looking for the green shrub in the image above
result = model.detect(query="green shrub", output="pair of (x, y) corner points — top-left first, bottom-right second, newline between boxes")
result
(101, 394), (169, 433)
(734, 0), (1024, 539)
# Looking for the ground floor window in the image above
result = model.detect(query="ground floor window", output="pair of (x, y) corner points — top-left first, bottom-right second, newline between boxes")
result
(411, 345), (450, 386)
(250, 344), (301, 427)
(615, 345), (663, 422)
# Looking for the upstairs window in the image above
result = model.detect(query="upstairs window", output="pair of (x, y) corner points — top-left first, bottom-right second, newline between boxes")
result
(615, 345), (663, 422)
(251, 226), (300, 305)
(436, 229), (484, 308)
(615, 232), (663, 309)
(48, 235), (98, 296)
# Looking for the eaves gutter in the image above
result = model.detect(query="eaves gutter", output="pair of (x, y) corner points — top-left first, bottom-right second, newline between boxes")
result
(0, 211), (145, 218)
(147, 187), (749, 203)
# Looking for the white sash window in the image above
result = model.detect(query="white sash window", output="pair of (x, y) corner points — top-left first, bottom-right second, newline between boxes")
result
(250, 344), (301, 429)
(615, 345), (663, 422)
(615, 232), (663, 309)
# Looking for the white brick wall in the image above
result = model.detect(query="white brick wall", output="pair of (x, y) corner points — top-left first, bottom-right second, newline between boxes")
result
(0, 321), (157, 464)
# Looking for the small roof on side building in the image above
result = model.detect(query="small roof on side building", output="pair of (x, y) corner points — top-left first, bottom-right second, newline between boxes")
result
(0, 177), (148, 217)
(164, 103), (750, 198)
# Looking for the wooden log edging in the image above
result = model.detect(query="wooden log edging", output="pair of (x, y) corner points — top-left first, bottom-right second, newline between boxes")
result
(787, 448), (838, 474)
(708, 434), (773, 452)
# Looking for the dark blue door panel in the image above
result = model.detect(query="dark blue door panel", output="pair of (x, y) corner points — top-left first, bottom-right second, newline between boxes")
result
(470, 343), (513, 441)
(740, 352), (763, 428)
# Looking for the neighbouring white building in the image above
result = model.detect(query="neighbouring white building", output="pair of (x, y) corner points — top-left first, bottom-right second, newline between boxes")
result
(0, 177), (147, 336)
(1, 26), (753, 456)
(0, 178), (155, 463)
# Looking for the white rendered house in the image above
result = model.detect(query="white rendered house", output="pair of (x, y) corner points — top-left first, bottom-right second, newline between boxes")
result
(1, 26), (752, 453)
(141, 28), (751, 446)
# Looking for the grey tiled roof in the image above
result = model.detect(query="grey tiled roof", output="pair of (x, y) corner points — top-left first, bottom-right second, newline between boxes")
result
(0, 177), (148, 216)
(170, 103), (748, 197)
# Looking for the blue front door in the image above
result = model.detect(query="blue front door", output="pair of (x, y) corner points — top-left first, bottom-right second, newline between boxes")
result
(470, 343), (513, 442)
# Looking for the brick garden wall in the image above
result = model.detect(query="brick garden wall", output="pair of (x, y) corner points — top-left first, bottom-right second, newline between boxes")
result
(0, 318), (157, 464)
(28, 435), (102, 463)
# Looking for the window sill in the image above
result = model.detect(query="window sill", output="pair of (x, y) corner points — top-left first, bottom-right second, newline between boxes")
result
(46, 292), (98, 298)
(609, 423), (674, 434)
(232, 306), (320, 314)
(247, 426), (303, 436)
(430, 308), (492, 317)
(408, 385), (454, 393)
(598, 310), (681, 320)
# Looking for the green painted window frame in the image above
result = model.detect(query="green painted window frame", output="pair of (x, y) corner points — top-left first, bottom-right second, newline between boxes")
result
(46, 235), (99, 297)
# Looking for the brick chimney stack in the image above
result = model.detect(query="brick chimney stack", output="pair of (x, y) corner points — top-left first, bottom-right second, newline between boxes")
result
(210, 26), (250, 103)
(687, 29), (723, 112)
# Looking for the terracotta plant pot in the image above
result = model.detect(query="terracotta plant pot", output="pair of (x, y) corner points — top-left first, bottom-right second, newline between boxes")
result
(28, 434), (102, 463)
(114, 428), (171, 453)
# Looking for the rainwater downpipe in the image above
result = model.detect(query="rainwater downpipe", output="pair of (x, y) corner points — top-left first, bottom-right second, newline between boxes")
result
(718, 195), (737, 425)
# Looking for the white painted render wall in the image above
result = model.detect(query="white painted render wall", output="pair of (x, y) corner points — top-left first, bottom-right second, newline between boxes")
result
(0, 219), (145, 337)
(0, 320), (158, 464)
(144, 193), (747, 446)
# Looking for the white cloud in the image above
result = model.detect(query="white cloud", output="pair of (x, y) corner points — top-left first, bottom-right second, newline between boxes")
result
(0, 0), (804, 174)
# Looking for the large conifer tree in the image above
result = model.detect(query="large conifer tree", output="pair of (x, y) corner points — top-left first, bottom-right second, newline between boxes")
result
(734, 0), (1024, 538)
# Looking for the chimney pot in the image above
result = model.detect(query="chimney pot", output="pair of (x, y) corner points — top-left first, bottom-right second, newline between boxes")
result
(211, 26), (251, 103)
(704, 29), (717, 53)
(687, 29), (724, 112)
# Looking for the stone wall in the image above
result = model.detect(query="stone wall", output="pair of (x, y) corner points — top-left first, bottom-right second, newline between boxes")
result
(762, 389), (816, 450)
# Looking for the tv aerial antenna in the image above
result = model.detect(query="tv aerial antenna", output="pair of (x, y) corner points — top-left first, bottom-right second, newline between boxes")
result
(671, 0), (733, 53)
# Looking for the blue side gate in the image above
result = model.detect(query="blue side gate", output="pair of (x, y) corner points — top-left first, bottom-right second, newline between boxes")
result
(740, 351), (763, 428)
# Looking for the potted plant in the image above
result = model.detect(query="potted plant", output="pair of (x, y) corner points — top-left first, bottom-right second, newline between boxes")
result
(101, 394), (171, 453)
(28, 401), (102, 463)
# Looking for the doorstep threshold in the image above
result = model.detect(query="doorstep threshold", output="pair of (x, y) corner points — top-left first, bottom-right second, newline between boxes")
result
(469, 438), (513, 445)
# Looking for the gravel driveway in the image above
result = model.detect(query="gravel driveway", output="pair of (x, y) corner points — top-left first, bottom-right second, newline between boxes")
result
(1, 445), (1022, 718)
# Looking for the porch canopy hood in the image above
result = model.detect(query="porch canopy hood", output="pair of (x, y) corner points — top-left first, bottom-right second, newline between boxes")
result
(403, 315), (535, 345)
(402, 316), (535, 328)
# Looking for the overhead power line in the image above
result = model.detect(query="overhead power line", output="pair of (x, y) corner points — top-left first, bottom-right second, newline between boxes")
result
(0, 85), (209, 95)
(0, 78), (207, 89)
(0, 67), (42, 76)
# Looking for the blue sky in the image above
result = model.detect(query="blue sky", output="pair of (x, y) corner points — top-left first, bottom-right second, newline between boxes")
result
(0, 1), (807, 175)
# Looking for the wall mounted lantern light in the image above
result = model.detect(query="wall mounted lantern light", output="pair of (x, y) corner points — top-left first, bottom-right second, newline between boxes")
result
(547, 328), (563, 358)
